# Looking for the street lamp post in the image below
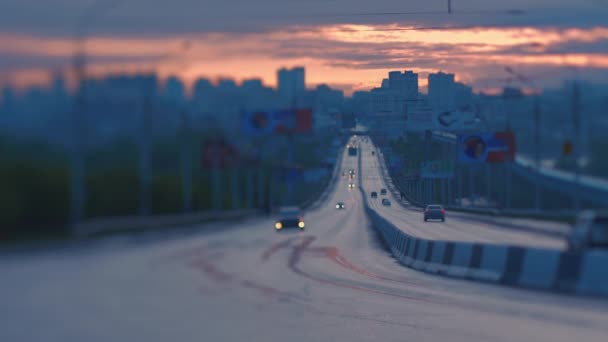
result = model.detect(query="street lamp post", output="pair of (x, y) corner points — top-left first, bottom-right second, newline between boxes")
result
(70, 0), (126, 225)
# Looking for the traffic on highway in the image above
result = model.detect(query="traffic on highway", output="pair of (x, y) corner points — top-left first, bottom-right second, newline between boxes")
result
(3, 136), (608, 342)
(3, 1), (608, 341)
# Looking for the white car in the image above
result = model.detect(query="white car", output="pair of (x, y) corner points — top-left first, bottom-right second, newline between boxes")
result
(567, 211), (608, 252)
(275, 206), (305, 231)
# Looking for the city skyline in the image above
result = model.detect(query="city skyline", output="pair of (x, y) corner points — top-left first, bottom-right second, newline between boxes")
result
(1, 1), (608, 95)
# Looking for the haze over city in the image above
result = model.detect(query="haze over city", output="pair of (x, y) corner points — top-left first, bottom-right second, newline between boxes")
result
(2, 0), (608, 94)
(2, 2), (608, 342)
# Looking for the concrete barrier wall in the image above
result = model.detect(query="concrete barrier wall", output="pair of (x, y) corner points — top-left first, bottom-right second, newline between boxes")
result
(358, 143), (608, 298)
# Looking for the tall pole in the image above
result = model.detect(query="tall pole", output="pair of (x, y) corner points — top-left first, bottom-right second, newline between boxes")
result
(212, 161), (222, 211)
(70, 52), (86, 224)
(180, 109), (192, 213)
(257, 168), (265, 210)
(70, 0), (126, 225)
(534, 96), (542, 211)
(138, 96), (152, 216)
(505, 97), (513, 210)
(286, 135), (295, 205)
(468, 166), (474, 207)
(230, 166), (239, 210)
(448, 0), (452, 14)
(572, 82), (582, 210)
(485, 164), (491, 208)
(246, 169), (254, 209)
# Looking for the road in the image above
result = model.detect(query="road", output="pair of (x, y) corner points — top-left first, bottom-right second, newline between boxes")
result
(362, 139), (567, 249)
(2, 139), (608, 341)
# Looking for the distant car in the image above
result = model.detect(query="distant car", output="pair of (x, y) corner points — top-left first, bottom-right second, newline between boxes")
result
(275, 206), (305, 231)
(567, 211), (608, 252)
(372, 151), (375, 155)
(424, 205), (445, 222)
(382, 199), (391, 206)
(380, 189), (387, 195)
(335, 202), (346, 210)
(371, 192), (378, 198)
(348, 169), (355, 175)
(348, 183), (356, 189)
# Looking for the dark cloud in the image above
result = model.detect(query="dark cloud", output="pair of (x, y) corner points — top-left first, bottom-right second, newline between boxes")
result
(0, 52), (164, 71)
(1, 0), (608, 37)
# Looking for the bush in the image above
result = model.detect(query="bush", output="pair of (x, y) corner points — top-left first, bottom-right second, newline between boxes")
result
(0, 159), (69, 239)
(86, 167), (139, 217)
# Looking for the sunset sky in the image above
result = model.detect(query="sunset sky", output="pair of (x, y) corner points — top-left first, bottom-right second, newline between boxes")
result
(1, 0), (608, 95)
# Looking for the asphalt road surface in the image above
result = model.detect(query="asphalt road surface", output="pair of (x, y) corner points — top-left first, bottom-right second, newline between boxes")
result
(2, 139), (608, 342)
(361, 139), (566, 249)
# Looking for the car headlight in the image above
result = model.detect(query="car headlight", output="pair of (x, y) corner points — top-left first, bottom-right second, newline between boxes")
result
(298, 221), (305, 228)
(275, 222), (282, 230)
(336, 204), (340, 208)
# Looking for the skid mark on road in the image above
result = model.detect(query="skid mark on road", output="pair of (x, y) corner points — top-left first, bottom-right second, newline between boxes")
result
(261, 237), (295, 262)
(284, 236), (435, 303)
(181, 244), (306, 303)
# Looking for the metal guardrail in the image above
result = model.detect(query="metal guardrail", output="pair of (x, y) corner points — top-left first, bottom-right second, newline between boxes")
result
(72, 209), (259, 237)
(431, 131), (608, 206)
(375, 143), (577, 223)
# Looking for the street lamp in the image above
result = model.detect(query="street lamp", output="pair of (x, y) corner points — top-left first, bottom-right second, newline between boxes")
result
(504, 66), (542, 211)
(70, 0), (126, 224)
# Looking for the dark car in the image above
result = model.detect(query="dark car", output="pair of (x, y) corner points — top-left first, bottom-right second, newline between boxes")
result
(380, 189), (387, 195)
(371, 192), (378, 198)
(335, 202), (346, 210)
(424, 205), (445, 222)
(382, 199), (391, 206)
(275, 206), (305, 230)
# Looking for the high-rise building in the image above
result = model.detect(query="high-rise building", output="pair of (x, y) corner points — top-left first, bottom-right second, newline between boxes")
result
(388, 70), (418, 101)
(164, 76), (185, 104)
(193, 78), (213, 99)
(454, 82), (473, 109)
(241, 78), (263, 90)
(428, 72), (455, 110)
(277, 67), (305, 103)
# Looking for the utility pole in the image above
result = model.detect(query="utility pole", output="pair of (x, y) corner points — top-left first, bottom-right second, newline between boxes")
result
(70, 0), (126, 225)
(572, 82), (582, 210)
(70, 52), (86, 224)
(534, 96), (542, 211)
(448, 0), (452, 14)
(180, 109), (192, 213)
(138, 95), (152, 216)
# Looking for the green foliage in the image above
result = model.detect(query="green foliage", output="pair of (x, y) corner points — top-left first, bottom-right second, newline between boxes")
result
(86, 167), (139, 217)
(0, 159), (69, 240)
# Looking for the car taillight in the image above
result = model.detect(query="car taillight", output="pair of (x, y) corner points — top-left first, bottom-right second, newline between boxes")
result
(424, 209), (429, 214)
(441, 209), (445, 215)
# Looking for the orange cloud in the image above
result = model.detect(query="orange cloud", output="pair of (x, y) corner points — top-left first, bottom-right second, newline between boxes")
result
(1, 24), (608, 95)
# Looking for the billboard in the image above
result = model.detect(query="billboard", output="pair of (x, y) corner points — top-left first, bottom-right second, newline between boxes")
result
(436, 110), (480, 131)
(407, 109), (480, 132)
(420, 160), (455, 179)
(201, 138), (239, 169)
(242, 109), (313, 135)
(457, 132), (515, 163)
